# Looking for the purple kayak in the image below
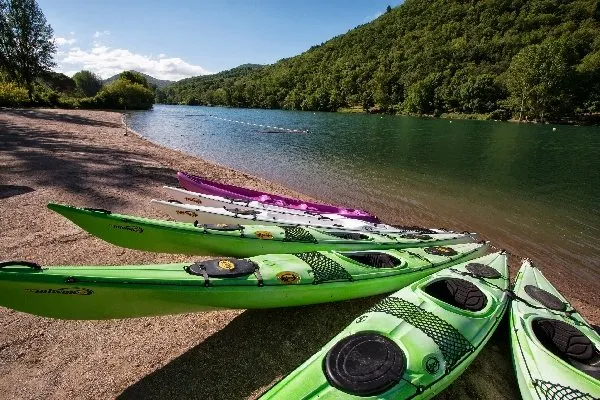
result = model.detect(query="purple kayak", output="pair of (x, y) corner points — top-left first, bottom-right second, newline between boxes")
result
(176, 171), (379, 223)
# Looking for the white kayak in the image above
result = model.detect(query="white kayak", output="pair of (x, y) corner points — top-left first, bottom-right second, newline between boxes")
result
(151, 199), (454, 234)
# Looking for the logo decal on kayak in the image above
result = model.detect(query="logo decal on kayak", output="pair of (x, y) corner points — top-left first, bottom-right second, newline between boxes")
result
(25, 287), (93, 295)
(424, 246), (457, 256)
(277, 271), (300, 284)
(185, 197), (203, 205)
(256, 231), (274, 240)
(218, 260), (235, 270)
(424, 355), (440, 374)
(176, 210), (198, 218)
(110, 224), (143, 233)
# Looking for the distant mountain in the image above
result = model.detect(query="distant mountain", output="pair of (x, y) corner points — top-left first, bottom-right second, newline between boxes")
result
(104, 71), (174, 89)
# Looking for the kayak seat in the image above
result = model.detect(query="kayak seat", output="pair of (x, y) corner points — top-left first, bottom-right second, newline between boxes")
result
(424, 246), (458, 257)
(524, 285), (567, 311)
(325, 231), (370, 240)
(465, 263), (502, 279)
(399, 233), (433, 240)
(533, 318), (600, 379)
(324, 332), (405, 396)
(187, 258), (258, 278)
(424, 278), (487, 311)
(341, 252), (403, 268)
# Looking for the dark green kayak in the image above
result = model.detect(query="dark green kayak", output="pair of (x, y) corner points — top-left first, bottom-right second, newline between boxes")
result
(48, 203), (473, 257)
(0, 243), (486, 320)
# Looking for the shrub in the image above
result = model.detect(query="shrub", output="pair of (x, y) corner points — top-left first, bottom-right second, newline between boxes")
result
(0, 81), (29, 107)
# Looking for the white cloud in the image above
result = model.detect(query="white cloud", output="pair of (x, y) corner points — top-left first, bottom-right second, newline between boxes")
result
(58, 45), (211, 80)
(93, 30), (111, 38)
(54, 37), (77, 46)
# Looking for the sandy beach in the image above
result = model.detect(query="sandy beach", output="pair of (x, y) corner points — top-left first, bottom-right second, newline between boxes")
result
(0, 108), (596, 399)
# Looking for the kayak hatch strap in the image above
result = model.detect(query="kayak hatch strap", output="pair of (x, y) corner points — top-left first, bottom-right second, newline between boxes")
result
(533, 379), (598, 399)
(186, 259), (263, 287)
(368, 297), (474, 373)
(281, 226), (318, 243)
(167, 199), (183, 204)
(294, 252), (352, 284)
(225, 196), (250, 206)
(0, 260), (42, 270)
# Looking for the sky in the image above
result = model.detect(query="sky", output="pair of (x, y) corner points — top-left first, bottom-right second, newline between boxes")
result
(37, 0), (401, 81)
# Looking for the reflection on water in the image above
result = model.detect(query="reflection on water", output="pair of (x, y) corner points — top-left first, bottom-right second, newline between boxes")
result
(130, 105), (600, 285)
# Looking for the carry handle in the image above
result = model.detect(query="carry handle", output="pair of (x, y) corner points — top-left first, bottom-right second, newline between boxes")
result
(0, 261), (42, 270)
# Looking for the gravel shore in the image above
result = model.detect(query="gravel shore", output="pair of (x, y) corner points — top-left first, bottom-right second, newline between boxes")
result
(0, 108), (595, 399)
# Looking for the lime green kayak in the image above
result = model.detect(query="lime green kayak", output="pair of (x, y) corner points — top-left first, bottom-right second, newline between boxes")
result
(510, 260), (600, 400)
(48, 203), (472, 257)
(0, 243), (486, 320)
(261, 251), (509, 399)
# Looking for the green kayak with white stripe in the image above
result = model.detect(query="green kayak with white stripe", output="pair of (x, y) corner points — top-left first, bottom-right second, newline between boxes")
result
(510, 260), (600, 400)
(261, 251), (509, 399)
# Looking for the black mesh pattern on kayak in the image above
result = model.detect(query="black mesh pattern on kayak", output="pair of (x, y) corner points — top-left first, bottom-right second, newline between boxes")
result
(368, 297), (474, 372)
(281, 226), (318, 243)
(294, 252), (352, 284)
(533, 380), (597, 400)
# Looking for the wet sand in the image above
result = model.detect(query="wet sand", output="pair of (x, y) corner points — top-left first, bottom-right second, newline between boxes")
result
(0, 108), (595, 399)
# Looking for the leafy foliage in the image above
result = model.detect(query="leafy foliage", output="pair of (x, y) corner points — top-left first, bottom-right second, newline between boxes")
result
(0, 0), (56, 99)
(72, 70), (103, 97)
(160, 0), (600, 121)
(0, 80), (28, 106)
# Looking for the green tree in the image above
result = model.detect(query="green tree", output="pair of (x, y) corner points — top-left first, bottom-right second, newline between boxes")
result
(506, 40), (573, 121)
(94, 79), (154, 110)
(72, 70), (103, 97)
(119, 70), (149, 88)
(0, 0), (56, 99)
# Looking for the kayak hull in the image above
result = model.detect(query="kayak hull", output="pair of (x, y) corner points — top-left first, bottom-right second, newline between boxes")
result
(177, 171), (379, 223)
(0, 243), (486, 320)
(48, 203), (473, 257)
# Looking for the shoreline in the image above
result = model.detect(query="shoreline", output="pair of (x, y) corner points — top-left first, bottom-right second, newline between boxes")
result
(0, 108), (591, 399)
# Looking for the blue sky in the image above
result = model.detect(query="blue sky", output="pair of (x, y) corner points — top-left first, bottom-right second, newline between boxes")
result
(38, 0), (401, 81)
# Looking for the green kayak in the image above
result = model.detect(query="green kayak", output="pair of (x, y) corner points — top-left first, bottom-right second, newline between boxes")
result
(0, 243), (486, 320)
(261, 251), (509, 399)
(510, 260), (600, 400)
(47, 203), (473, 257)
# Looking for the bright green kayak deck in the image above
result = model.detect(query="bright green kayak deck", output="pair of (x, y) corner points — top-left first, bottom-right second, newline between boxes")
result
(0, 243), (486, 320)
(47, 203), (472, 257)
(261, 252), (510, 399)
(510, 261), (600, 400)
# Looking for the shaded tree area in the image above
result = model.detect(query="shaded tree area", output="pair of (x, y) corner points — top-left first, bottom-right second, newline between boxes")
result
(162, 0), (600, 122)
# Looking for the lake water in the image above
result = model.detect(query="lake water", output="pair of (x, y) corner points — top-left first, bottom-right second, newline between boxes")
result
(129, 105), (599, 284)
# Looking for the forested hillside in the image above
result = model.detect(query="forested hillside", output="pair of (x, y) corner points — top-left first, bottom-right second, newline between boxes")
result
(160, 0), (600, 121)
